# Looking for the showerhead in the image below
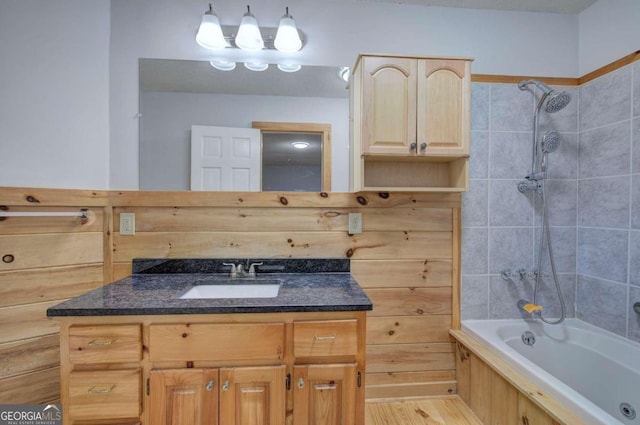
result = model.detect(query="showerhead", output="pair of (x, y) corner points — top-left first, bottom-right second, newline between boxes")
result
(541, 130), (560, 153)
(545, 91), (571, 113)
(518, 79), (572, 113)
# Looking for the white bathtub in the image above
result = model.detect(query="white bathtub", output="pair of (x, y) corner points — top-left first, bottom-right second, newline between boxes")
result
(462, 319), (640, 425)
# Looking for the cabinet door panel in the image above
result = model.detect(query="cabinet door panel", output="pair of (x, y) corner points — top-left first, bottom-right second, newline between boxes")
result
(362, 57), (417, 155)
(219, 365), (286, 425)
(149, 369), (218, 425)
(293, 364), (357, 425)
(417, 59), (470, 155)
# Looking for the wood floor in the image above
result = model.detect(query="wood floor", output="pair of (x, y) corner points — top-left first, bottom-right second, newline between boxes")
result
(365, 397), (482, 425)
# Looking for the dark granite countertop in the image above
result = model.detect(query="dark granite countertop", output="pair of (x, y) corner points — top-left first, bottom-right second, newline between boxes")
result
(47, 259), (373, 316)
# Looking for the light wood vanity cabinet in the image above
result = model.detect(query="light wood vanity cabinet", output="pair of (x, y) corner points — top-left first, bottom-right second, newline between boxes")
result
(59, 313), (366, 425)
(350, 54), (472, 192)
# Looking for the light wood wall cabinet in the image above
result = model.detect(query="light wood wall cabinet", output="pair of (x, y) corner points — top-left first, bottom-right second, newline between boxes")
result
(350, 54), (472, 192)
(58, 312), (366, 425)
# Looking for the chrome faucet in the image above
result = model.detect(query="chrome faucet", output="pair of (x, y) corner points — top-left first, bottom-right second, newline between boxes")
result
(222, 262), (263, 278)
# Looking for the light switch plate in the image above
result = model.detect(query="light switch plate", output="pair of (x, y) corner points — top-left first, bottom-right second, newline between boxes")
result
(348, 213), (362, 235)
(120, 212), (136, 235)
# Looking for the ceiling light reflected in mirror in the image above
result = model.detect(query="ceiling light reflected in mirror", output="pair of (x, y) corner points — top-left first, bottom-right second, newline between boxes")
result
(291, 141), (310, 149)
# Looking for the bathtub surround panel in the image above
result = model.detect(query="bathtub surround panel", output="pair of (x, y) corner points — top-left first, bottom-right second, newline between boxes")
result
(630, 232), (640, 287)
(490, 84), (534, 132)
(535, 179), (578, 226)
(578, 121), (631, 178)
(578, 177), (630, 228)
(579, 65), (632, 131)
(463, 60), (640, 346)
(577, 228), (628, 283)
(629, 285), (640, 343)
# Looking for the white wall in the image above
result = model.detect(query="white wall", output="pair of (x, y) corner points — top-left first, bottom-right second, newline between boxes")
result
(110, 0), (580, 189)
(579, 0), (640, 75)
(4, 0), (635, 190)
(0, 0), (110, 189)
(140, 91), (349, 191)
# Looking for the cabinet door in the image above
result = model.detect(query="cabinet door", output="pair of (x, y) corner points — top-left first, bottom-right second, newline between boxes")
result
(219, 365), (286, 425)
(293, 364), (357, 425)
(417, 59), (470, 155)
(149, 369), (219, 425)
(361, 56), (417, 156)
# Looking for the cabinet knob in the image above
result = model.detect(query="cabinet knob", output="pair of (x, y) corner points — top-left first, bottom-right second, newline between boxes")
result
(297, 378), (305, 389)
(420, 142), (427, 151)
(222, 380), (230, 391)
(410, 142), (417, 151)
(206, 380), (215, 391)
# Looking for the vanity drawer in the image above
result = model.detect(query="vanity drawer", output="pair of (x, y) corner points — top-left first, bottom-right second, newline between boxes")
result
(149, 323), (285, 362)
(68, 369), (141, 420)
(293, 320), (358, 358)
(69, 325), (142, 364)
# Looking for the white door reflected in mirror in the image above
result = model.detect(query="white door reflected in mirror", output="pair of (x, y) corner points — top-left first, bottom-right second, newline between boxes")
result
(190, 125), (261, 191)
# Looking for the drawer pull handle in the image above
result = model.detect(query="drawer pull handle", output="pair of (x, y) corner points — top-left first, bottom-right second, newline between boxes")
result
(88, 385), (116, 394)
(314, 384), (337, 391)
(222, 380), (230, 391)
(314, 333), (336, 341)
(88, 339), (114, 346)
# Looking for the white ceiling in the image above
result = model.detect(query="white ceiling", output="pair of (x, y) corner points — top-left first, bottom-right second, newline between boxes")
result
(354, 0), (598, 14)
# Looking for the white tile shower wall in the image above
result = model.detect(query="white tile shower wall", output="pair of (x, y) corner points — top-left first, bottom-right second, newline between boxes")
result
(577, 62), (640, 342)
(462, 82), (578, 320)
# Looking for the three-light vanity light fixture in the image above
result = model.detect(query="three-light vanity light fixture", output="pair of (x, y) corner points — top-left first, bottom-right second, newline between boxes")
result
(196, 3), (304, 72)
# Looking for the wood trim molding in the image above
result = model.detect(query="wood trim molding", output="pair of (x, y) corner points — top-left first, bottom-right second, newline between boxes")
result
(471, 74), (579, 86)
(472, 50), (640, 86)
(579, 49), (640, 85)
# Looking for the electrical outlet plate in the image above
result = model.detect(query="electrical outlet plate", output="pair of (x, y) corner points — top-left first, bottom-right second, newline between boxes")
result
(120, 212), (136, 235)
(348, 213), (362, 234)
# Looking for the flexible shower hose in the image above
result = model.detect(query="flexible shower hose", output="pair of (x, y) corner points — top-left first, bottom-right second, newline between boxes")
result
(533, 178), (566, 324)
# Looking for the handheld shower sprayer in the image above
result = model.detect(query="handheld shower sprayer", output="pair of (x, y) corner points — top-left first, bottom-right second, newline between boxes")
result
(540, 130), (560, 173)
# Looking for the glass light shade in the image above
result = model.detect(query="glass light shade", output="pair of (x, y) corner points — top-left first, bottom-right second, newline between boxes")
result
(277, 63), (301, 73)
(235, 7), (264, 51)
(210, 60), (236, 71)
(274, 10), (302, 52)
(195, 9), (226, 50)
(244, 61), (269, 72)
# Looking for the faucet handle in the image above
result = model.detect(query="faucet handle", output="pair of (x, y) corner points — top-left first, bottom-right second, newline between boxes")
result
(248, 262), (263, 274)
(222, 263), (237, 277)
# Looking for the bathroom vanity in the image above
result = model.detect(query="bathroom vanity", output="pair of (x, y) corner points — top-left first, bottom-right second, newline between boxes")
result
(47, 259), (372, 425)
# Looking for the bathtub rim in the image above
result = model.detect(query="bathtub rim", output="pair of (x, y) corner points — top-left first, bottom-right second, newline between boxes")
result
(456, 318), (638, 425)
(451, 323), (588, 425)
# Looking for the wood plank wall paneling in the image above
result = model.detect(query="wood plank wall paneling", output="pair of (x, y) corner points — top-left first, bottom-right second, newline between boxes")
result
(0, 198), (104, 404)
(0, 188), (461, 404)
(111, 191), (459, 400)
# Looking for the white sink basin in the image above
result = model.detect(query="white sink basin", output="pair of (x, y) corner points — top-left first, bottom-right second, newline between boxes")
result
(179, 281), (281, 299)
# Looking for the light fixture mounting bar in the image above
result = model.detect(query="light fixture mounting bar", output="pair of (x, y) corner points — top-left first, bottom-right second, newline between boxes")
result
(220, 26), (304, 51)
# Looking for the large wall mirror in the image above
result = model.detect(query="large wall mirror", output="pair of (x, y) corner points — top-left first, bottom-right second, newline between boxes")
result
(139, 59), (350, 192)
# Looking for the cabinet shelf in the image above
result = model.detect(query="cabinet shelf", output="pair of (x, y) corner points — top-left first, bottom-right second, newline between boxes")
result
(360, 156), (468, 192)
